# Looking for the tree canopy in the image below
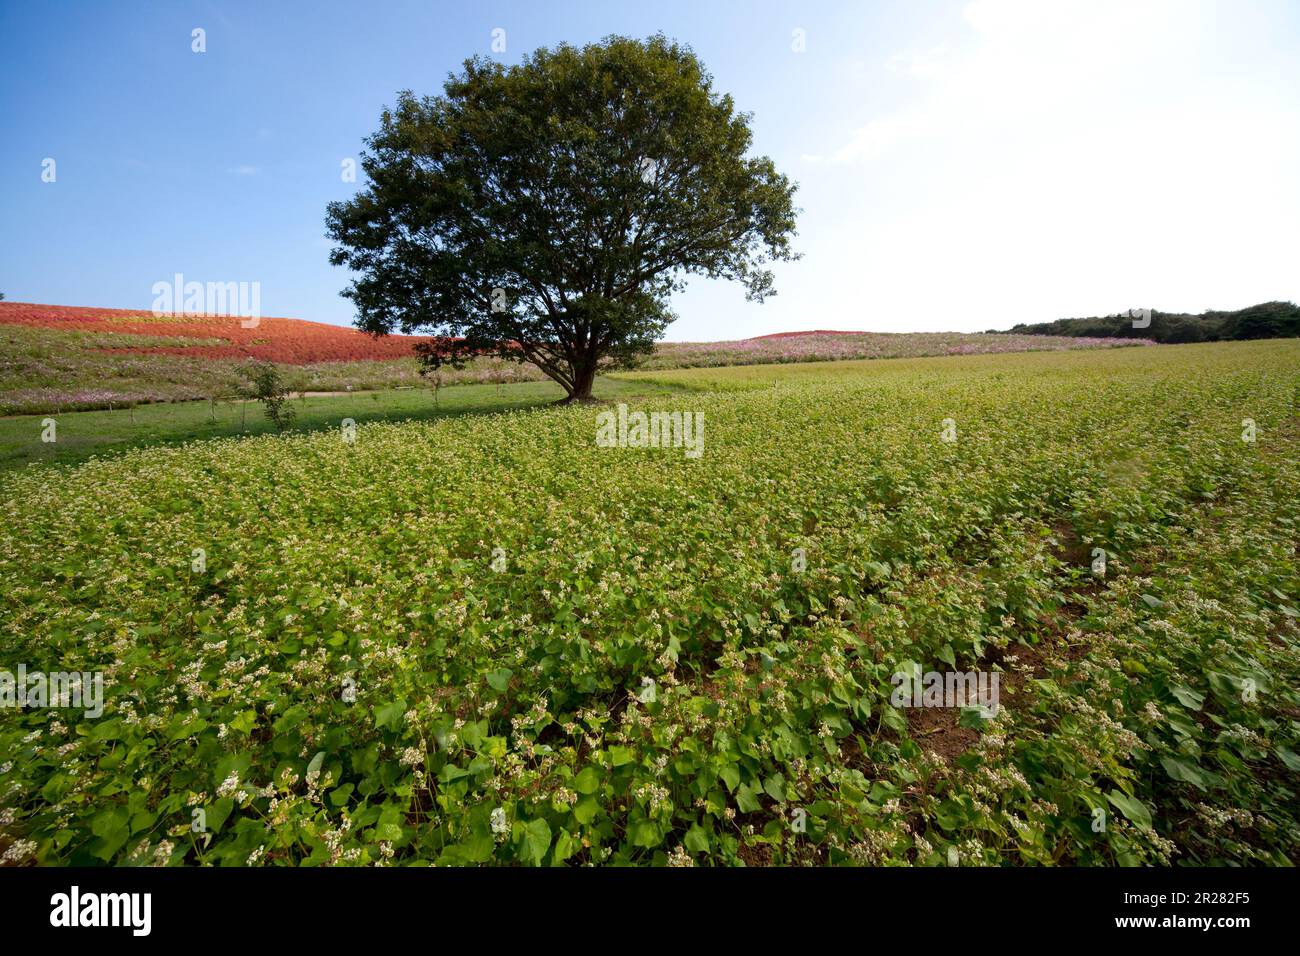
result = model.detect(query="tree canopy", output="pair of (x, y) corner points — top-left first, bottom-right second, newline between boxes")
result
(997, 301), (1300, 344)
(326, 35), (799, 400)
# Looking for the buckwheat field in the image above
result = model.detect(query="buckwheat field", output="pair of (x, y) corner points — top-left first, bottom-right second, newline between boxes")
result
(2, 340), (1297, 866)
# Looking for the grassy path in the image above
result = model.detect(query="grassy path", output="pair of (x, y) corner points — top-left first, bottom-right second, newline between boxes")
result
(0, 376), (677, 471)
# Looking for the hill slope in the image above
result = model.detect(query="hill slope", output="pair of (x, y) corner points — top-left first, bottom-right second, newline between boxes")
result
(2, 301), (1151, 414)
(0, 302), (435, 363)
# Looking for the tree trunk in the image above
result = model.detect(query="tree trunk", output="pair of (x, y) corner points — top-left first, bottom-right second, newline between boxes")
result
(566, 360), (598, 402)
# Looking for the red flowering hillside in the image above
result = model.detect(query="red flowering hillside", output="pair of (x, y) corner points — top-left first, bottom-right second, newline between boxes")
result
(1, 300), (1152, 414)
(0, 301), (436, 364)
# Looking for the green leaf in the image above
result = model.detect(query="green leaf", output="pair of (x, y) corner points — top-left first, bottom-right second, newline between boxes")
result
(572, 796), (600, 825)
(229, 709), (257, 735)
(762, 775), (786, 803)
(574, 766), (601, 795)
(1159, 755), (1212, 789)
(89, 808), (129, 861)
(207, 796), (234, 833)
(628, 818), (661, 848)
(272, 704), (307, 732)
(486, 668), (513, 693)
(376, 803), (405, 842)
(437, 763), (468, 783)
(735, 782), (762, 814)
(552, 828), (575, 865)
(1276, 746), (1300, 772)
(92, 807), (127, 839)
(935, 799), (965, 832)
(520, 817), (552, 865)
(866, 560), (891, 580)
(684, 824), (710, 853)
(1170, 685), (1204, 710)
(881, 705), (908, 733)
(1106, 791), (1153, 830)
(374, 698), (406, 730)
(166, 714), (208, 741)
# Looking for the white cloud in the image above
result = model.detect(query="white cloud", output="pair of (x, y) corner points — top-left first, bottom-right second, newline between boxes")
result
(829, 110), (933, 164)
(729, 0), (1300, 334)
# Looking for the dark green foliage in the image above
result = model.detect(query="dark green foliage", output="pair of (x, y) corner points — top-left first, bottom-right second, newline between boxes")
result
(1002, 301), (1300, 343)
(327, 35), (799, 400)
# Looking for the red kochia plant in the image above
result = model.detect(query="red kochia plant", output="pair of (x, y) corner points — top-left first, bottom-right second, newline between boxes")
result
(0, 302), (435, 364)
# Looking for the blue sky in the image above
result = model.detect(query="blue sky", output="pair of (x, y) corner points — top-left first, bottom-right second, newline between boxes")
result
(3, 0), (1298, 340)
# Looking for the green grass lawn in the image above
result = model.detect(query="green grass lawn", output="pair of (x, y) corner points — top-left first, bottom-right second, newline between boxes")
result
(0, 376), (677, 471)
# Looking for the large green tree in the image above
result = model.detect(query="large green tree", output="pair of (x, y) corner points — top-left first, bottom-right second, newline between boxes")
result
(326, 35), (799, 401)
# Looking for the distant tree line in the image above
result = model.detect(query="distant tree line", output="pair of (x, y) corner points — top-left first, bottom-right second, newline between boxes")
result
(991, 301), (1300, 343)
